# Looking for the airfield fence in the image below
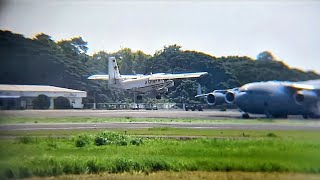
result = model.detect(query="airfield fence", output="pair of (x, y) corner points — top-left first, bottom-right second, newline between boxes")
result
(83, 103), (235, 110)
(83, 103), (179, 110)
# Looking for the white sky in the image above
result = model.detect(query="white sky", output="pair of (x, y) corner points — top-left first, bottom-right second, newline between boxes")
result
(0, 0), (319, 73)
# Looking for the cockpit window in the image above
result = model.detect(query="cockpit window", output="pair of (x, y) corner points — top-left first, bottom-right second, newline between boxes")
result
(239, 86), (247, 92)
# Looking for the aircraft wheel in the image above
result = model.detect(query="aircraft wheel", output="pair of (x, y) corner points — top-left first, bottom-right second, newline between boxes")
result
(273, 114), (288, 119)
(309, 114), (320, 119)
(156, 95), (161, 99)
(242, 113), (250, 119)
(264, 111), (273, 118)
(302, 114), (309, 119)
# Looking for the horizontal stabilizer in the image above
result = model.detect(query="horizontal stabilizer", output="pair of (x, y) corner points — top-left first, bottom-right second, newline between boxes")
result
(195, 83), (209, 97)
(88, 75), (109, 80)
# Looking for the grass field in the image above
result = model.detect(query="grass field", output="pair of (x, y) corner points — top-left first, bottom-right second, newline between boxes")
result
(0, 129), (320, 179)
(1, 127), (320, 141)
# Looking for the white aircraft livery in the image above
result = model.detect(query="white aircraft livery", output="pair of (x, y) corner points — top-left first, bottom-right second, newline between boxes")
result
(88, 57), (208, 99)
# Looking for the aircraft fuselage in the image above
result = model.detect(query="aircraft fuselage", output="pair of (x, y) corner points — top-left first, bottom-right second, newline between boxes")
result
(109, 78), (174, 94)
(233, 81), (319, 117)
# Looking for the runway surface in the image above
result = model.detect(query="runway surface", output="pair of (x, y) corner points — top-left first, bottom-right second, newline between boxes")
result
(1, 109), (319, 131)
(0, 109), (300, 119)
(1, 122), (320, 131)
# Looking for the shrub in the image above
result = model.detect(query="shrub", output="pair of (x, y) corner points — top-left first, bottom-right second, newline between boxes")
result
(117, 140), (128, 146)
(266, 132), (277, 137)
(94, 136), (109, 146)
(112, 158), (133, 173)
(145, 159), (170, 171)
(74, 134), (92, 147)
(86, 160), (99, 173)
(54, 96), (71, 109)
(73, 131), (144, 147)
(95, 131), (128, 145)
(3, 168), (15, 179)
(130, 138), (143, 146)
(32, 94), (50, 109)
(16, 136), (34, 144)
(93, 131), (143, 146)
(18, 167), (32, 178)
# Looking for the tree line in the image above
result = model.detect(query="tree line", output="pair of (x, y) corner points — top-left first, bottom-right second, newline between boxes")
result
(1, 30), (319, 104)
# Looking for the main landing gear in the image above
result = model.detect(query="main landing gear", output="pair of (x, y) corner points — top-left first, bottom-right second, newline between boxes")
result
(135, 94), (162, 100)
(302, 113), (320, 119)
(241, 113), (250, 119)
(156, 95), (161, 99)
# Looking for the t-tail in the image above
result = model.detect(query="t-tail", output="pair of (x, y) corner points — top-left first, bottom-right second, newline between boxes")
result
(108, 57), (121, 85)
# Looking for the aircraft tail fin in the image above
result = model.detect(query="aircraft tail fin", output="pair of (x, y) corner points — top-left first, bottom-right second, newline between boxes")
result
(108, 57), (121, 84)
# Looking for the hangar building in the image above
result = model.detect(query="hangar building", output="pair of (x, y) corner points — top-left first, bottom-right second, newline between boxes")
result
(0, 84), (87, 109)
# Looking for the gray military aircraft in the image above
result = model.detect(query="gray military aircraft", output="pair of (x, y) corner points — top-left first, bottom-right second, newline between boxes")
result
(196, 80), (320, 119)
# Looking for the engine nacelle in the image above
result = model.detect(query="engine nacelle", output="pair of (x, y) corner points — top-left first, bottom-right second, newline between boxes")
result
(225, 91), (235, 104)
(294, 90), (318, 105)
(206, 92), (225, 105)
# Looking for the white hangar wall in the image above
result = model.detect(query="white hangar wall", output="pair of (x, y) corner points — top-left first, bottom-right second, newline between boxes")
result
(0, 85), (87, 109)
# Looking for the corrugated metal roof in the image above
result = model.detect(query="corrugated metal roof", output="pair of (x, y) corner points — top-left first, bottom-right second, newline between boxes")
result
(0, 84), (86, 93)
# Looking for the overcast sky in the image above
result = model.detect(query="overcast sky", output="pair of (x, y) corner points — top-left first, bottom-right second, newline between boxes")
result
(0, 0), (319, 73)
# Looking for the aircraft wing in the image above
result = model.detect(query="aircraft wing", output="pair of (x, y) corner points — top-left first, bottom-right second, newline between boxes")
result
(296, 79), (320, 89)
(88, 74), (143, 80)
(283, 82), (317, 90)
(149, 72), (208, 80)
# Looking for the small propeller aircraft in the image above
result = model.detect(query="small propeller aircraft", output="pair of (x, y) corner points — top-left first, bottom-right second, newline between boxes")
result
(88, 57), (208, 100)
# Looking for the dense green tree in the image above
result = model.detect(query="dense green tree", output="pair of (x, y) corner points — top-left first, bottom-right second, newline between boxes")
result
(257, 51), (275, 61)
(0, 30), (319, 104)
(91, 51), (110, 73)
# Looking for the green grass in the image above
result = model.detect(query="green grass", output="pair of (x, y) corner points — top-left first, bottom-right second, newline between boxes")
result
(1, 116), (319, 124)
(2, 128), (320, 141)
(27, 171), (320, 180)
(0, 130), (320, 179)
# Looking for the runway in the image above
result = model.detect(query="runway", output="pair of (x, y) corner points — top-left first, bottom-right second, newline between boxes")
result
(1, 122), (320, 131)
(1, 109), (319, 131)
(0, 109), (300, 119)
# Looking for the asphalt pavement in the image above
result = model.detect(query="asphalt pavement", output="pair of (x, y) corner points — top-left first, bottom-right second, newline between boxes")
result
(0, 109), (278, 119)
(1, 109), (319, 131)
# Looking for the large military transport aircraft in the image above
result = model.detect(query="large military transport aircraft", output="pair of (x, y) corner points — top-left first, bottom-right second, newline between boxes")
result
(88, 57), (208, 100)
(197, 80), (320, 118)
